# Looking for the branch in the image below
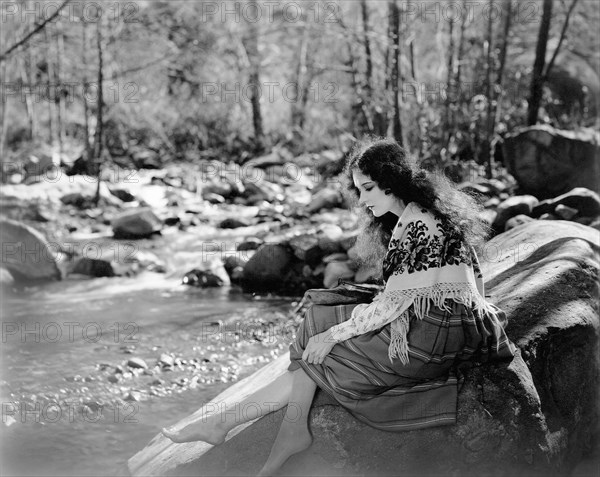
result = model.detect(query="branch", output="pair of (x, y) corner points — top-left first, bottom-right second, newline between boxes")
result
(542, 0), (579, 80)
(0, 0), (70, 63)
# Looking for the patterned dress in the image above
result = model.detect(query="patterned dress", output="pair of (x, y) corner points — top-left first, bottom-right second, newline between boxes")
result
(288, 202), (516, 431)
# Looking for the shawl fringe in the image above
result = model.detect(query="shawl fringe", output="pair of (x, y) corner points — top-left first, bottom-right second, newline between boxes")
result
(387, 284), (498, 364)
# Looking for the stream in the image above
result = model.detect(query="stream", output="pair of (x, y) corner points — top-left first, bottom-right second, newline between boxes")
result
(1, 229), (300, 476)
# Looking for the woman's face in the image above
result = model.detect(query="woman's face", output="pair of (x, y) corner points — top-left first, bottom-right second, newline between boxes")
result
(352, 169), (403, 217)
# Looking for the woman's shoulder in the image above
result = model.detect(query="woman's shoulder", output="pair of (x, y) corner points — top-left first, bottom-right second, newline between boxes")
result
(403, 202), (440, 228)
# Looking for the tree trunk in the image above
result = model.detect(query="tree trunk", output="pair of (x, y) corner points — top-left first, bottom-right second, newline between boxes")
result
(94, 19), (105, 204)
(454, 0), (469, 88)
(389, 0), (403, 146)
(81, 20), (92, 164)
(527, 0), (553, 126)
(291, 24), (309, 131)
(244, 0), (264, 153)
(19, 55), (35, 139)
(360, 0), (374, 133)
(494, 0), (513, 129)
(44, 27), (55, 146)
(360, 0), (372, 98)
(444, 19), (455, 145)
(0, 60), (8, 159)
(485, 0), (495, 178)
(55, 26), (65, 162)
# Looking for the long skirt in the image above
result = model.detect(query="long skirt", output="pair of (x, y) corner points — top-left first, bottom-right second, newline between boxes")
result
(288, 300), (516, 432)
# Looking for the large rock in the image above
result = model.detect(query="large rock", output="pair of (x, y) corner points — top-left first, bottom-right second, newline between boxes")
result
(111, 208), (163, 239)
(502, 125), (599, 199)
(240, 244), (294, 292)
(532, 187), (600, 219)
(129, 221), (599, 477)
(0, 219), (61, 282)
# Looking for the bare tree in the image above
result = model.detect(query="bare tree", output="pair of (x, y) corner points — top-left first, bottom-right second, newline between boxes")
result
(242, 0), (264, 152)
(93, 18), (105, 204)
(527, 0), (553, 126)
(0, 0), (70, 63)
(484, 0), (495, 177)
(388, 0), (403, 145)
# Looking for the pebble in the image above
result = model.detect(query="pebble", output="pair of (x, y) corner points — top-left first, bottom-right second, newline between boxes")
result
(127, 357), (149, 369)
(158, 354), (174, 367)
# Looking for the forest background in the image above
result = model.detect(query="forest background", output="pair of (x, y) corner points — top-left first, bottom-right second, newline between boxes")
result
(0, 0), (598, 182)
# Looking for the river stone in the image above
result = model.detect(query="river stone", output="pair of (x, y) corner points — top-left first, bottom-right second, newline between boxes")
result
(492, 195), (539, 233)
(240, 244), (294, 292)
(129, 221), (599, 477)
(502, 125), (600, 199)
(112, 208), (163, 239)
(70, 257), (115, 278)
(0, 219), (61, 282)
(127, 358), (148, 370)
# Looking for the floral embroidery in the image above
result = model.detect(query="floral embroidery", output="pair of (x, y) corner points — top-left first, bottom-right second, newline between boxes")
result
(383, 212), (472, 281)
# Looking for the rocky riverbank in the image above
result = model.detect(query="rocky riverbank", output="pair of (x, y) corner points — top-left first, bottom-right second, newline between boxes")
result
(2, 146), (599, 294)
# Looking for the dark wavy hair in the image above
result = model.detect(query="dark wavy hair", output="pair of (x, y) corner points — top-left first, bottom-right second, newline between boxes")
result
(343, 136), (489, 274)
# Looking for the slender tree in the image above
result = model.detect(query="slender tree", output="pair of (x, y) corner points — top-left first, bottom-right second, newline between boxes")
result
(389, 0), (403, 145)
(93, 18), (105, 204)
(527, 0), (553, 126)
(242, 0), (264, 152)
(484, 0), (495, 177)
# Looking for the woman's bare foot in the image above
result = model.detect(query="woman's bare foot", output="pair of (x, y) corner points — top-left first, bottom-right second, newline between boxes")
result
(161, 418), (227, 445)
(257, 424), (312, 476)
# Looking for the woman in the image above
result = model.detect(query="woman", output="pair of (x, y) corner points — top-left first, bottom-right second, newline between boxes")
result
(162, 138), (516, 476)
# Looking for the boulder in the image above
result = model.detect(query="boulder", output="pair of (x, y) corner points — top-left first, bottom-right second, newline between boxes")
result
(0, 219), (61, 282)
(129, 221), (599, 477)
(288, 234), (323, 265)
(70, 257), (115, 278)
(240, 244), (294, 292)
(532, 187), (600, 219)
(502, 125), (600, 199)
(492, 195), (539, 232)
(112, 208), (163, 239)
(218, 218), (250, 229)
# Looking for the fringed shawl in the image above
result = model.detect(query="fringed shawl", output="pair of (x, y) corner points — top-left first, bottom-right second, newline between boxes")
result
(382, 202), (498, 364)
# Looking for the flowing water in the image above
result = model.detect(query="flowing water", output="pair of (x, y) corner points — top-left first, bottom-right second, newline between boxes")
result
(1, 229), (299, 476)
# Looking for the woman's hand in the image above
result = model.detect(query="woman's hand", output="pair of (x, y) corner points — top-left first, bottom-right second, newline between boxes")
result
(302, 329), (337, 365)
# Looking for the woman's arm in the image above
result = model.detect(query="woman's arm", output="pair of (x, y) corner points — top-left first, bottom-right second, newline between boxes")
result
(328, 290), (413, 342)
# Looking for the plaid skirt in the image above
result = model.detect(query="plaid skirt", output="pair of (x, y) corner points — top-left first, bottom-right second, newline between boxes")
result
(288, 300), (515, 431)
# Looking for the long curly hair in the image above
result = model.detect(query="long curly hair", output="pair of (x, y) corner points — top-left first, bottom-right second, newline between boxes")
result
(343, 137), (489, 275)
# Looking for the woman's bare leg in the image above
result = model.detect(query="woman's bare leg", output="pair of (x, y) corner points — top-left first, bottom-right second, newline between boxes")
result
(258, 368), (317, 476)
(162, 370), (295, 444)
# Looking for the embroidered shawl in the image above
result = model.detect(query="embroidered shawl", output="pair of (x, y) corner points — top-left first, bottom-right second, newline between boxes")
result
(330, 201), (499, 365)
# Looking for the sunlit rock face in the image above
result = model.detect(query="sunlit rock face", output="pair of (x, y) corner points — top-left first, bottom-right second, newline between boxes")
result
(502, 125), (600, 199)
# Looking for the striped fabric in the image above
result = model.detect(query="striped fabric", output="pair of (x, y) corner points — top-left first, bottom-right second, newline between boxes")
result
(289, 300), (515, 431)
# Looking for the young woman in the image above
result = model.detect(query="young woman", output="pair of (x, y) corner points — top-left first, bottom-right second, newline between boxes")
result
(162, 138), (516, 476)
